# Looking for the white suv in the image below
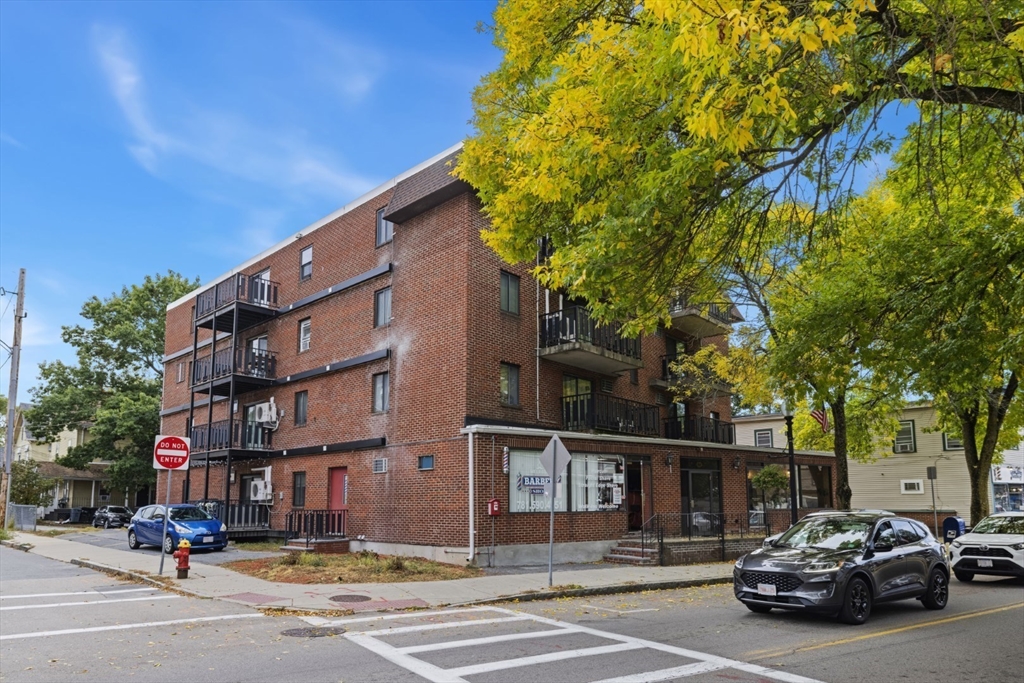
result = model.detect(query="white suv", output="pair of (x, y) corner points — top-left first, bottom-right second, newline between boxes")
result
(949, 511), (1024, 582)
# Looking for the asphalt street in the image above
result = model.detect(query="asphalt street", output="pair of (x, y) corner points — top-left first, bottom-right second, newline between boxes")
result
(58, 527), (283, 565)
(2, 546), (1022, 683)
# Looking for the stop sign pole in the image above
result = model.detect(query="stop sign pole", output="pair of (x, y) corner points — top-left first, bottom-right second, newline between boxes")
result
(154, 436), (190, 575)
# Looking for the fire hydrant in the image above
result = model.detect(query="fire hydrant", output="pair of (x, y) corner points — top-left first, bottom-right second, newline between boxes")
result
(173, 539), (191, 579)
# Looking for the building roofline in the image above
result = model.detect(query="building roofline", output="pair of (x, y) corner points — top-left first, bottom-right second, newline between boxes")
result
(167, 141), (465, 311)
(459, 423), (832, 457)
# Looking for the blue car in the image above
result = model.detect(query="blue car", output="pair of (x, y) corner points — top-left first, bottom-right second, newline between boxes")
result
(128, 504), (228, 554)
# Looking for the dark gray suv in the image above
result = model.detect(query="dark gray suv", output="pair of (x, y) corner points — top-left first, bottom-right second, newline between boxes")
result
(734, 512), (949, 624)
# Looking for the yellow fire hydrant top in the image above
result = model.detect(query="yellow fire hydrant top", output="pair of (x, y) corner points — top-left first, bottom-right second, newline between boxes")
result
(177, 539), (191, 549)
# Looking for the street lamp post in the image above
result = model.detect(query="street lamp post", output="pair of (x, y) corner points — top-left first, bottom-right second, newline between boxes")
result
(782, 400), (798, 526)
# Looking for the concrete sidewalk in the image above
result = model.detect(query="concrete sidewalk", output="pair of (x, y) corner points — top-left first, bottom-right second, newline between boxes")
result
(4, 532), (733, 613)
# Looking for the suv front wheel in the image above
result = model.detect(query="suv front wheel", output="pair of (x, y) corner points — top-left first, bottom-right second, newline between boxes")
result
(839, 577), (872, 625)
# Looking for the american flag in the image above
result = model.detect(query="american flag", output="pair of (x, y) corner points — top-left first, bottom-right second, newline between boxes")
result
(810, 406), (830, 433)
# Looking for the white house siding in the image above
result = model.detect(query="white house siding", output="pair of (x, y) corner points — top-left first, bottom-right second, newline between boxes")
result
(733, 415), (787, 449)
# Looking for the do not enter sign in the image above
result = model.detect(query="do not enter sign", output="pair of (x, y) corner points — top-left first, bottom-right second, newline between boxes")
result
(153, 435), (190, 470)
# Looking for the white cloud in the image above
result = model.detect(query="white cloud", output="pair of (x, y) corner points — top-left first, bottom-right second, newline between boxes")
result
(92, 24), (378, 200)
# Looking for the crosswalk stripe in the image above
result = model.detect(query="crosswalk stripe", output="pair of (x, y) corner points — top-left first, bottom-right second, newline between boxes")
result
(591, 661), (729, 682)
(346, 634), (468, 683)
(0, 613), (264, 641)
(355, 615), (530, 637)
(447, 642), (645, 677)
(0, 595), (179, 611)
(398, 627), (579, 654)
(0, 588), (154, 600)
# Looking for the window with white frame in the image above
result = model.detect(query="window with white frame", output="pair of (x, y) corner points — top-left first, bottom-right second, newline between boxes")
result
(754, 429), (773, 448)
(298, 318), (311, 352)
(943, 433), (964, 450)
(374, 287), (391, 328)
(300, 246), (313, 281)
(500, 363), (520, 406)
(894, 420), (916, 453)
(376, 208), (393, 246)
(372, 372), (389, 413)
(901, 479), (924, 494)
(176, 362), (185, 383)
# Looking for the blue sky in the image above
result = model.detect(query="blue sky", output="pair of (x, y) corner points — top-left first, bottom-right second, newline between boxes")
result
(0, 1), (501, 393)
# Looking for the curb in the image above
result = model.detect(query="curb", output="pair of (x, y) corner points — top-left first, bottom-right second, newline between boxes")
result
(449, 576), (735, 607)
(0, 539), (34, 552)
(69, 559), (205, 598)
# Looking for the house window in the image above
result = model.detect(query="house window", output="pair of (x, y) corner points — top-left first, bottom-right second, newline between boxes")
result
(710, 411), (721, 422)
(754, 429), (774, 448)
(300, 246), (313, 281)
(629, 369), (638, 385)
(176, 362), (185, 383)
(508, 450), (568, 513)
(895, 420), (916, 453)
(376, 208), (393, 246)
(374, 287), (392, 328)
(901, 479), (924, 494)
(418, 455), (435, 471)
(293, 472), (306, 507)
(372, 372), (390, 412)
(500, 363), (520, 406)
(500, 271), (519, 314)
(294, 391), (308, 427)
(298, 318), (311, 353)
(943, 433), (964, 450)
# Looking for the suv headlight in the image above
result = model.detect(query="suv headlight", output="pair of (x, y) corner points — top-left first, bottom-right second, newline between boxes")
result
(1012, 542), (1024, 551)
(951, 539), (963, 548)
(172, 524), (189, 534)
(220, 523), (227, 532)
(803, 561), (844, 573)
(734, 556), (744, 569)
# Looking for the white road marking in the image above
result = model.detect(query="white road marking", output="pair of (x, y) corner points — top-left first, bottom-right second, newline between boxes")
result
(583, 605), (660, 614)
(0, 613), (264, 641)
(343, 606), (827, 683)
(398, 627), (580, 654)
(0, 595), (179, 611)
(447, 642), (645, 677)
(0, 588), (155, 600)
(302, 606), (494, 627)
(592, 661), (729, 682)
(356, 615), (531, 637)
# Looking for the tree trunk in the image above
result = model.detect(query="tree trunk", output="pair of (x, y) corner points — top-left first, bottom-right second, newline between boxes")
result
(961, 373), (1018, 524)
(831, 392), (853, 510)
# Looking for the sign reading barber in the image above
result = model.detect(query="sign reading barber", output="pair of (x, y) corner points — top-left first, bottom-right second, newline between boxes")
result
(154, 435), (190, 470)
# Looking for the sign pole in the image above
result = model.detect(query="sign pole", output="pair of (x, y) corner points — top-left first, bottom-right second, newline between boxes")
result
(539, 434), (571, 589)
(548, 475), (556, 587)
(159, 470), (172, 575)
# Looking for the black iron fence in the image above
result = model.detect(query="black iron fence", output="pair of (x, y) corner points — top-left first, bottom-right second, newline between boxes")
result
(539, 306), (641, 360)
(663, 415), (735, 444)
(190, 420), (273, 452)
(668, 297), (733, 325)
(191, 346), (277, 385)
(563, 392), (660, 437)
(196, 273), (279, 318)
(285, 509), (347, 546)
(191, 499), (270, 530)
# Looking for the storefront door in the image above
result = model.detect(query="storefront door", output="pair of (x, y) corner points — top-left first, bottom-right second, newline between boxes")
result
(329, 467), (348, 512)
(626, 459), (653, 531)
(680, 458), (722, 537)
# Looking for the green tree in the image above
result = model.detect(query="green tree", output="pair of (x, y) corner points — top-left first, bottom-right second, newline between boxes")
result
(27, 272), (198, 496)
(9, 460), (56, 508)
(751, 464), (790, 508)
(457, 0), (1022, 330)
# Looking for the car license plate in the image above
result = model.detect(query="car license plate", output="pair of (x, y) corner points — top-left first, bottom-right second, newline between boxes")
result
(203, 536), (214, 544)
(757, 583), (777, 596)
(978, 559), (993, 568)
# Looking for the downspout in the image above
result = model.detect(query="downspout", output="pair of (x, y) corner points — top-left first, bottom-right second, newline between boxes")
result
(468, 431), (475, 564)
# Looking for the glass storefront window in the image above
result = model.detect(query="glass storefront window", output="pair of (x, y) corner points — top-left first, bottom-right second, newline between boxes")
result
(510, 450), (566, 513)
(570, 454), (625, 512)
(798, 465), (833, 508)
(747, 462), (791, 513)
(509, 449), (625, 513)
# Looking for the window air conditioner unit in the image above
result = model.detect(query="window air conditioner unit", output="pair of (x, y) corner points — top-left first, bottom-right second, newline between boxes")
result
(895, 443), (913, 453)
(249, 479), (273, 503)
(372, 458), (388, 474)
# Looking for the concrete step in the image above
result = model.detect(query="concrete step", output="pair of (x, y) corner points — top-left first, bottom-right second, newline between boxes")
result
(608, 546), (658, 558)
(603, 553), (657, 565)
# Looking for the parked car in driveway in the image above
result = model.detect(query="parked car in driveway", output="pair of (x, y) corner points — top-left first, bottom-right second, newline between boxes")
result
(734, 511), (949, 625)
(92, 506), (133, 528)
(949, 511), (1024, 582)
(127, 504), (228, 554)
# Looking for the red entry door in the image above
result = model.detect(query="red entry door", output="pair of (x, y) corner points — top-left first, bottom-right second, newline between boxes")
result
(329, 467), (348, 511)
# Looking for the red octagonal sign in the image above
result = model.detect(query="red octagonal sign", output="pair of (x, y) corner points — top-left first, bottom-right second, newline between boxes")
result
(153, 435), (190, 471)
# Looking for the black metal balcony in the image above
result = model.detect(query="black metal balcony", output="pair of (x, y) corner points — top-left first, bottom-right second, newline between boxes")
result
(191, 347), (277, 396)
(195, 273), (279, 333)
(190, 419), (273, 454)
(663, 415), (735, 444)
(286, 509), (347, 543)
(562, 392), (660, 437)
(539, 306), (643, 374)
(668, 296), (738, 338)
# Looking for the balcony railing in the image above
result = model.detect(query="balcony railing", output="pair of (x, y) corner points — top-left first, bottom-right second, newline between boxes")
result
(190, 419), (273, 452)
(191, 347), (277, 385)
(285, 509), (347, 544)
(562, 392), (661, 437)
(539, 306), (641, 360)
(668, 297), (734, 326)
(191, 499), (270, 530)
(664, 415), (735, 444)
(195, 273), (279, 319)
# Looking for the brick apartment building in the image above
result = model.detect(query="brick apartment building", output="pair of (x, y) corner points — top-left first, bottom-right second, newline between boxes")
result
(158, 143), (836, 565)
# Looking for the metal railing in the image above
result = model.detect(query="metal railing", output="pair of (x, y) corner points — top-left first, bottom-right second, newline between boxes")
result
(195, 273), (279, 318)
(562, 392), (660, 437)
(285, 509), (347, 546)
(190, 420), (273, 452)
(539, 306), (641, 360)
(643, 512), (775, 565)
(191, 347), (277, 385)
(190, 499), (270, 529)
(668, 297), (733, 325)
(663, 416), (735, 444)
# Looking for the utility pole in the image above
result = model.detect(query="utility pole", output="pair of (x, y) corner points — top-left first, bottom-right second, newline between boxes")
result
(1, 269), (26, 528)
